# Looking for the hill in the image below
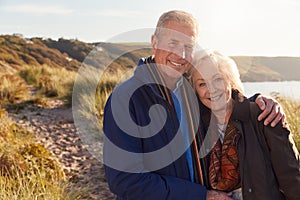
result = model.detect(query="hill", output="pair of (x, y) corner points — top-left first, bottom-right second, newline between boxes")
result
(0, 34), (299, 82)
(0, 35), (81, 71)
(231, 56), (300, 82)
(0, 34), (151, 74)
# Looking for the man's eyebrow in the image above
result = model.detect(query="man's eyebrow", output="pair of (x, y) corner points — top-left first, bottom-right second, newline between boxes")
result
(169, 39), (179, 43)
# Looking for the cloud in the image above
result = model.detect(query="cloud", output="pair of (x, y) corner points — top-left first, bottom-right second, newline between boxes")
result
(276, 0), (300, 8)
(287, 0), (300, 7)
(82, 9), (142, 17)
(1, 4), (74, 15)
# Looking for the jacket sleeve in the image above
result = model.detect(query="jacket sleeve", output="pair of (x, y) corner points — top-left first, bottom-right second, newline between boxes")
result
(248, 93), (260, 102)
(251, 104), (300, 200)
(103, 93), (207, 200)
(104, 166), (207, 200)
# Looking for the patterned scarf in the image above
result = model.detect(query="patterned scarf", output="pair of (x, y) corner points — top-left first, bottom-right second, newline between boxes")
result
(209, 123), (241, 192)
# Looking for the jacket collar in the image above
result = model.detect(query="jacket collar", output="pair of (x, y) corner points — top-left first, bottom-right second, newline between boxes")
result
(135, 57), (160, 85)
(133, 56), (163, 96)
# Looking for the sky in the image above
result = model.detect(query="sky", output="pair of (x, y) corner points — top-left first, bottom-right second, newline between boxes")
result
(0, 0), (300, 56)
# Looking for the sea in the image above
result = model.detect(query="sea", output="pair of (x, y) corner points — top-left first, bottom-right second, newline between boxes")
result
(243, 81), (300, 100)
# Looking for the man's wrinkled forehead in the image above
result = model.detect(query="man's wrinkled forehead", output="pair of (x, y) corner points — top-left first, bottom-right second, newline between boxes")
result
(158, 28), (196, 44)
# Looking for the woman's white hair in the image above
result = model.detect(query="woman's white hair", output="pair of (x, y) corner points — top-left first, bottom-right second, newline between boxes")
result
(190, 49), (244, 94)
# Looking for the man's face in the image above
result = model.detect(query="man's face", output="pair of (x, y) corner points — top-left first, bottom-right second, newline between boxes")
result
(151, 20), (196, 82)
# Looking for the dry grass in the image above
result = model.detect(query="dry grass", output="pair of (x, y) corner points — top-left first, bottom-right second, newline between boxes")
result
(95, 69), (127, 116)
(0, 74), (29, 104)
(274, 96), (300, 150)
(0, 108), (83, 200)
(19, 65), (76, 103)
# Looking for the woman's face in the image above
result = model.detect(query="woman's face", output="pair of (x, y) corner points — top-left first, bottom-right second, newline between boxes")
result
(193, 58), (232, 112)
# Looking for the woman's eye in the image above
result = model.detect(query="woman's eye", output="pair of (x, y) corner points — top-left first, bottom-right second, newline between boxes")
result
(215, 77), (223, 82)
(198, 82), (206, 87)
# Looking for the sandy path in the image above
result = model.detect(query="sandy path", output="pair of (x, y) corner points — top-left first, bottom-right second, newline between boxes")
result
(8, 100), (115, 200)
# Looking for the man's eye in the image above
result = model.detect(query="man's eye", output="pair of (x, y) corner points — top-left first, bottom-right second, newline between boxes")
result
(185, 45), (193, 51)
(168, 42), (177, 48)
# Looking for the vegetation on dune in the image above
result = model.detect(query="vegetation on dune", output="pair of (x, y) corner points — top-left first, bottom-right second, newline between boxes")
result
(0, 108), (83, 200)
(19, 65), (76, 104)
(0, 73), (30, 104)
(273, 95), (300, 150)
(0, 35), (81, 70)
(42, 38), (93, 62)
(0, 65), (76, 107)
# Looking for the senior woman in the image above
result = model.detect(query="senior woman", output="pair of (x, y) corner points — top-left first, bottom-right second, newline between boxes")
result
(189, 50), (300, 200)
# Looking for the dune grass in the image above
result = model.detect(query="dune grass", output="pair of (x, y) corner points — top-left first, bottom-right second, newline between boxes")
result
(274, 96), (300, 150)
(0, 73), (29, 104)
(0, 64), (76, 107)
(95, 68), (127, 116)
(0, 108), (83, 200)
(18, 65), (76, 104)
(0, 64), (84, 199)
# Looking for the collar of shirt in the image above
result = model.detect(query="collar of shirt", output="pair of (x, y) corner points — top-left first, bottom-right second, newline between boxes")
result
(173, 77), (183, 93)
(217, 123), (227, 143)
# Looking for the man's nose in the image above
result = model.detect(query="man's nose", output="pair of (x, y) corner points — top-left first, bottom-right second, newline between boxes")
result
(182, 49), (186, 59)
(174, 46), (186, 59)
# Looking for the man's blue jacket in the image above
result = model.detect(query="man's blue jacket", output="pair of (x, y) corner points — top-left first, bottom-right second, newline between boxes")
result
(103, 58), (207, 200)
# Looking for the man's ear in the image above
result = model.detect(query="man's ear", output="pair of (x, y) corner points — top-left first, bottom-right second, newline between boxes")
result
(151, 35), (158, 54)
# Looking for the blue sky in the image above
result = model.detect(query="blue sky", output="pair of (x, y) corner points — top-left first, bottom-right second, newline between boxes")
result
(0, 0), (299, 56)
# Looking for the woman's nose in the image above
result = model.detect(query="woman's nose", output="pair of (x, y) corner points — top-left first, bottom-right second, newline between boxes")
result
(208, 84), (217, 93)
